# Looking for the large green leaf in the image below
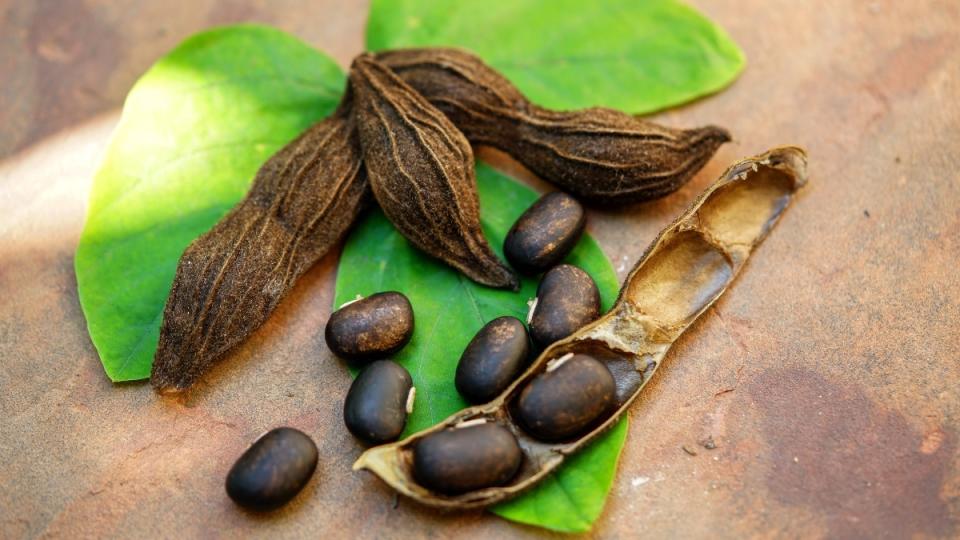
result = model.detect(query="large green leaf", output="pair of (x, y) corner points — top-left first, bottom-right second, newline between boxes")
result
(366, 0), (745, 113)
(334, 162), (626, 532)
(76, 25), (346, 381)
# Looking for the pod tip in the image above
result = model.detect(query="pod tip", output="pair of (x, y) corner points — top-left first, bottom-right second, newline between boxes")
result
(704, 125), (733, 144)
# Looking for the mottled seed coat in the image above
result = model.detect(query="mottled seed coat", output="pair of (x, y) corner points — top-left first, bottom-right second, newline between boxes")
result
(413, 423), (522, 494)
(325, 291), (414, 362)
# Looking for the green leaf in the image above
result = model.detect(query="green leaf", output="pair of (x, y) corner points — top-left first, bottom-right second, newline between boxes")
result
(366, 0), (745, 113)
(334, 162), (626, 532)
(75, 25), (346, 381)
(492, 418), (628, 533)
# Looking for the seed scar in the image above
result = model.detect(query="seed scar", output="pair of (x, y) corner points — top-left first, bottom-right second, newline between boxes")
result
(526, 297), (538, 324)
(405, 387), (416, 414)
(546, 352), (574, 372)
(454, 418), (488, 429)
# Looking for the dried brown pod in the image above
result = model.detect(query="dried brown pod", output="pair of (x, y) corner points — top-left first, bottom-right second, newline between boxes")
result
(344, 360), (414, 445)
(376, 48), (731, 205)
(353, 146), (808, 508)
(349, 54), (518, 290)
(151, 104), (369, 393)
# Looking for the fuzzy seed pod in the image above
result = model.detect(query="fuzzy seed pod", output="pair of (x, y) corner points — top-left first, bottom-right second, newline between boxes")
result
(151, 104), (369, 393)
(377, 48), (731, 205)
(350, 54), (518, 289)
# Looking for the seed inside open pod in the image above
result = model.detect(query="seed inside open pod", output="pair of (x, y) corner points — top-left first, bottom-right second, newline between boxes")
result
(344, 360), (413, 445)
(412, 421), (522, 495)
(514, 353), (616, 441)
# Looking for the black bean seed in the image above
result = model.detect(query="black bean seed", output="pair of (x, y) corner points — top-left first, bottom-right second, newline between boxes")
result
(413, 423), (522, 495)
(455, 317), (530, 404)
(225, 427), (318, 511)
(344, 360), (413, 445)
(516, 354), (616, 441)
(529, 264), (601, 347)
(504, 192), (586, 274)
(325, 291), (414, 363)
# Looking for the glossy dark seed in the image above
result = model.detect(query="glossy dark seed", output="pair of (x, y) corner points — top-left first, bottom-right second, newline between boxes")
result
(504, 192), (586, 275)
(529, 264), (600, 347)
(325, 291), (414, 362)
(225, 427), (318, 511)
(455, 317), (530, 404)
(516, 354), (616, 441)
(413, 423), (522, 495)
(344, 360), (413, 445)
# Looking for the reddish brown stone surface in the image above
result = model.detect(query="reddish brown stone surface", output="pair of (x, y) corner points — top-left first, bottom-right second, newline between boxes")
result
(1, 1), (958, 538)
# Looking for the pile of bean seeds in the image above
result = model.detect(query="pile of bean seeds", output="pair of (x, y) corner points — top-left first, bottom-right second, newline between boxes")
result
(226, 190), (614, 508)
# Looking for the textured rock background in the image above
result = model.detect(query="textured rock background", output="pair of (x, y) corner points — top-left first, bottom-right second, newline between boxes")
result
(1, 1), (958, 538)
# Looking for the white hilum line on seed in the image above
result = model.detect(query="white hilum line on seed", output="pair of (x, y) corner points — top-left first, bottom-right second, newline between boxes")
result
(405, 387), (416, 414)
(338, 294), (363, 309)
(526, 297), (538, 324)
(455, 418), (488, 429)
(547, 352), (574, 372)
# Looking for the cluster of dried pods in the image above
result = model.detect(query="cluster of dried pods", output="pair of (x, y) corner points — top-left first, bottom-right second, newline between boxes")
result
(151, 48), (731, 393)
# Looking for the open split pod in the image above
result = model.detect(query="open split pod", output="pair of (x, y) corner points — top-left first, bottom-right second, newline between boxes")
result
(352, 146), (808, 508)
